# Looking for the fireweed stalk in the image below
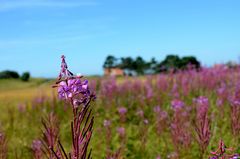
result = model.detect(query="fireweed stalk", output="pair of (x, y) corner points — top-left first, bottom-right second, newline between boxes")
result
(51, 55), (96, 159)
(153, 106), (169, 156)
(103, 119), (112, 156)
(103, 119), (122, 159)
(0, 131), (7, 159)
(193, 96), (211, 158)
(118, 106), (127, 123)
(31, 139), (43, 159)
(135, 108), (150, 152)
(153, 106), (168, 136)
(117, 107), (127, 157)
(209, 140), (240, 159)
(228, 88), (240, 137)
(41, 112), (61, 158)
(170, 99), (192, 156)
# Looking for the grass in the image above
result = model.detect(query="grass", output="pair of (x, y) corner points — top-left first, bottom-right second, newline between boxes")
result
(0, 78), (53, 104)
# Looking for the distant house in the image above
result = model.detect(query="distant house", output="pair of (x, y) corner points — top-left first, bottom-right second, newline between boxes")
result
(104, 68), (125, 76)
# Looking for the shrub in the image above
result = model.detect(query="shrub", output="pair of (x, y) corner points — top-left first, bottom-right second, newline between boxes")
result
(21, 72), (30, 81)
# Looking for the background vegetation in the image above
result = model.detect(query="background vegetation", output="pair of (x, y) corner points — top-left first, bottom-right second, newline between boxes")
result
(0, 65), (240, 158)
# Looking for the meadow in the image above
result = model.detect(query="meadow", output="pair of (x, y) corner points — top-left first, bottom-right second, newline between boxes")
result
(0, 64), (240, 159)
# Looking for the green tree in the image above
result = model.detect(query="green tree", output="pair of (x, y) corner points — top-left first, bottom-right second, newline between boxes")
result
(0, 70), (19, 79)
(103, 55), (118, 69)
(148, 57), (158, 74)
(179, 56), (201, 69)
(120, 57), (134, 69)
(120, 57), (134, 75)
(21, 72), (30, 81)
(155, 55), (181, 72)
(132, 56), (147, 75)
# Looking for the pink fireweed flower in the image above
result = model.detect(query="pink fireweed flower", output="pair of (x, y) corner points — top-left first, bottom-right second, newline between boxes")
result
(170, 99), (192, 152)
(32, 140), (42, 151)
(51, 55), (95, 159)
(118, 107), (127, 115)
(118, 106), (127, 123)
(167, 152), (178, 159)
(31, 140), (42, 159)
(103, 119), (112, 156)
(144, 119), (149, 125)
(156, 155), (161, 159)
(153, 106), (168, 135)
(170, 82), (179, 99)
(103, 120), (111, 128)
(116, 127), (125, 138)
(194, 96), (209, 117)
(100, 77), (117, 101)
(160, 111), (168, 119)
(153, 105), (161, 113)
(54, 55), (95, 108)
(216, 98), (223, 107)
(228, 96), (240, 136)
(58, 55), (74, 80)
(17, 103), (26, 113)
(136, 109), (144, 118)
(171, 99), (185, 110)
(144, 82), (154, 99)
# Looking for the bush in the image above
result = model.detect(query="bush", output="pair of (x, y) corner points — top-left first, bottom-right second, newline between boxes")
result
(21, 72), (30, 81)
(0, 70), (20, 79)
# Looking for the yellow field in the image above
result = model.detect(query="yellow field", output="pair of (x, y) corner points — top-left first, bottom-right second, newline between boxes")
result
(0, 79), (54, 105)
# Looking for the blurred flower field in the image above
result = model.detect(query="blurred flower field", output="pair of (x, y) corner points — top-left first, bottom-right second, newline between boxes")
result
(1, 64), (240, 158)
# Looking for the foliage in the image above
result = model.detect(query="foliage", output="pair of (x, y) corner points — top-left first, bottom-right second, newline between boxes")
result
(180, 56), (201, 69)
(155, 54), (201, 72)
(1, 64), (240, 158)
(21, 72), (30, 81)
(0, 70), (19, 79)
(103, 55), (118, 69)
(103, 54), (201, 75)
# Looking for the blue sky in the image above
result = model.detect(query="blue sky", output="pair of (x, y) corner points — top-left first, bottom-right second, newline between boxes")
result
(0, 0), (240, 77)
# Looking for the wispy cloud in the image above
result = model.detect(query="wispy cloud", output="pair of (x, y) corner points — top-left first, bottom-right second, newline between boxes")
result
(0, 0), (97, 11)
(0, 35), (91, 47)
(0, 31), (116, 49)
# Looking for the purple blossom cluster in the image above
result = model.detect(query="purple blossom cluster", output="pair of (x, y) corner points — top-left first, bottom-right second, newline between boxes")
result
(171, 99), (185, 110)
(118, 106), (127, 122)
(31, 140), (42, 159)
(195, 96), (209, 118)
(55, 55), (95, 107)
(116, 127), (125, 138)
(57, 78), (92, 107)
(118, 107), (127, 115)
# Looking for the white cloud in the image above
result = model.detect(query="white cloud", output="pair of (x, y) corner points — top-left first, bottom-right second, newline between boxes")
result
(0, 0), (97, 11)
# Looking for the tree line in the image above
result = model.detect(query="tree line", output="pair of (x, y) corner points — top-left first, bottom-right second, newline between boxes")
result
(0, 70), (30, 81)
(103, 54), (201, 75)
